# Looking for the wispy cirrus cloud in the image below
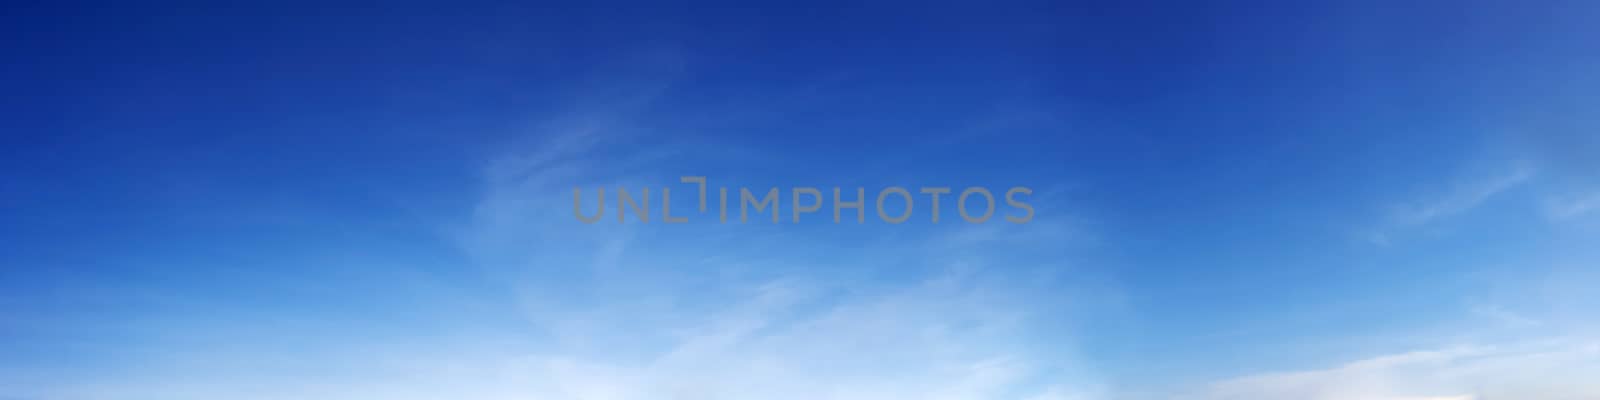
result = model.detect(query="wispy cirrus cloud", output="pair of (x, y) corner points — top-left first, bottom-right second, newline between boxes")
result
(1197, 340), (1600, 400)
(1367, 166), (1534, 245)
(2, 72), (1111, 399)
(433, 73), (1112, 400)
(1543, 191), (1600, 221)
(1391, 168), (1534, 227)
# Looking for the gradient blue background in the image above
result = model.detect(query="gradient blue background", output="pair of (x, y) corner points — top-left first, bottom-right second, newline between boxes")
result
(3, 2), (1599, 399)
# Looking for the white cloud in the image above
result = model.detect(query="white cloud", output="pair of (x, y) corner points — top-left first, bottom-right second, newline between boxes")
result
(6, 271), (1100, 400)
(72, 88), (1106, 400)
(1197, 340), (1600, 400)
(1368, 167), (1535, 245)
(1470, 304), (1543, 328)
(429, 89), (1105, 399)
(1394, 167), (1533, 227)
(0, 61), (1116, 400)
(1544, 191), (1600, 220)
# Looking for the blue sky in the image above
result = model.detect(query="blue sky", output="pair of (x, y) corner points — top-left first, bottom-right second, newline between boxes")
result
(3, 2), (1600, 399)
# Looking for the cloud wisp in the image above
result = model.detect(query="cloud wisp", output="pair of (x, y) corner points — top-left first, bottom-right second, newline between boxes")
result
(1197, 339), (1600, 400)
(1367, 167), (1535, 245)
(435, 86), (1111, 400)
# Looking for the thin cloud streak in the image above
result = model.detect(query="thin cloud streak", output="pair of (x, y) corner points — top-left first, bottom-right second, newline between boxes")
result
(1368, 166), (1535, 245)
(1394, 167), (1533, 227)
(1196, 340), (1600, 400)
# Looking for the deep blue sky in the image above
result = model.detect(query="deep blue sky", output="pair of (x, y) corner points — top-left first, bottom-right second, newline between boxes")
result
(3, 2), (1599, 399)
